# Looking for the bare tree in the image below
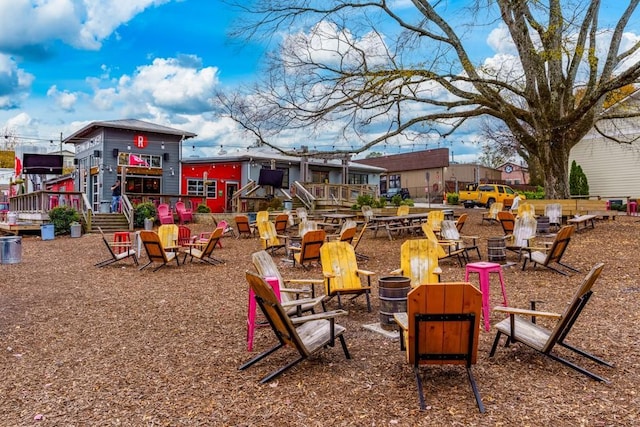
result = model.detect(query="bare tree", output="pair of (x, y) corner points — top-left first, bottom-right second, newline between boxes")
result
(220, 0), (640, 197)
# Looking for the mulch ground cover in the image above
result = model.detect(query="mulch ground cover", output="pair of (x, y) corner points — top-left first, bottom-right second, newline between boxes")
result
(1, 209), (639, 426)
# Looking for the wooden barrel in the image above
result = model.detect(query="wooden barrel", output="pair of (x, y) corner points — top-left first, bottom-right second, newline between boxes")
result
(379, 276), (411, 330)
(537, 215), (550, 234)
(487, 237), (506, 262)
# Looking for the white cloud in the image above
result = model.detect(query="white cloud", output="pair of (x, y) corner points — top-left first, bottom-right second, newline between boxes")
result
(46, 85), (78, 112)
(90, 55), (220, 115)
(0, 54), (34, 109)
(486, 24), (516, 54)
(0, 0), (171, 53)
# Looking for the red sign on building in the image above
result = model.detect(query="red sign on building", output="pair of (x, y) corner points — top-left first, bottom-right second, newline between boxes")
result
(133, 134), (148, 149)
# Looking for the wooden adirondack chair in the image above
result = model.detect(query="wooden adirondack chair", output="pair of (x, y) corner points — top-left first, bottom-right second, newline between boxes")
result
(157, 224), (179, 251)
(256, 211), (269, 224)
(95, 227), (138, 268)
(177, 225), (194, 247)
(497, 211), (515, 235)
(257, 220), (286, 254)
(421, 223), (466, 266)
(296, 207), (308, 223)
(274, 214), (290, 235)
(426, 210), (444, 233)
(235, 215), (255, 238)
(139, 230), (180, 271)
(157, 203), (174, 224)
(320, 241), (374, 311)
(290, 229), (326, 269)
(252, 250), (325, 308)
(390, 239), (441, 287)
(361, 205), (374, 223)
(455, 213), (468, 232)
(504, 214), (537, 257)
(394, 282), (484, 412)
(490, 263), (613, 382)
(482, 202), (503, 225)
(175, 201), (193, 224)
(239, 271), (351, 383)
(521, 225), (579, 275)
(396, 205), (410, 216)
(439, 220), (481, 261)
(182, 227), (224, 265)
(545, 203), (563, 231)
(352, 223), (369, 260)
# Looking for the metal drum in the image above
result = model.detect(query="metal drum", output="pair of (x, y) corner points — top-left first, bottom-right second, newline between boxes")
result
(379, 276), (411, 330)
(0, 236), (22, 264)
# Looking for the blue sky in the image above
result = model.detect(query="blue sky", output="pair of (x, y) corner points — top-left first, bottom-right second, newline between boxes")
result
(0, 1), (637, 163)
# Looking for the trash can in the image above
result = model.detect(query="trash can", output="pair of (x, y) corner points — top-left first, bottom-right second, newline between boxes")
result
(7, 212), (17, 225)
(0, 236), (22, 264)
(100, 201), (111, 213)
(283, 200), (293, 211)
(41, 223), (55, 240)
(70, 223), (82, 238)
(248, 212), (257, 223)
(378, 276), (411, 330)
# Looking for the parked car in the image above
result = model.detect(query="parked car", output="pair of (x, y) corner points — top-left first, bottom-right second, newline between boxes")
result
(382, 187), (411, 200)
(459, 183), (522, 208)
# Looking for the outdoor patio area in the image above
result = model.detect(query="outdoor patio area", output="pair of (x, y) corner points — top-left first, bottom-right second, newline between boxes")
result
(0, 209), (638, 425)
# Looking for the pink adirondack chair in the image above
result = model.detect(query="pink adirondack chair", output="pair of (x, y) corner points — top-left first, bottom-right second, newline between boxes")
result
(157, 203), (174, 224)
(175, 201), (193, 224)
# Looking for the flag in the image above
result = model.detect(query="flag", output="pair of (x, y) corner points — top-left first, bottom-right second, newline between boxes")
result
(14, 156), (22, 177)
(129, 154), (149, 167)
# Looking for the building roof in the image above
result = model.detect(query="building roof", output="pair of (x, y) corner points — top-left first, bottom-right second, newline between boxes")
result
(63, 119), (197, 144)
(183, 147), (386, 172)
(353, 147), (449, 172)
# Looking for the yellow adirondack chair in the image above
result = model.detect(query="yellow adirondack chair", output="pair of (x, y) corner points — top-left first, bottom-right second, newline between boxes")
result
(257, 220), (285, 254)
(517, 202), (536, 218)
(256, 210), (269, 223)
(482, 202), (503, 225)
(426, 210), (444, 232)
(157, 224), (179, 251)
(320, 241), (374, 311)
(390, 239), (441, 287)
(421, 223), (466, 266)
(396, 205), (410, 216)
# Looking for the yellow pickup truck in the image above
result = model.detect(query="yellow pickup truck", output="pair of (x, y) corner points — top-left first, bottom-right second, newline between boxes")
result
(459, 183), (522, 208)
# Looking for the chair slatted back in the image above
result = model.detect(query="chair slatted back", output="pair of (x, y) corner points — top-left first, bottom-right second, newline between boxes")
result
(235, 215), (253, 237)
(440, 220), (460, 241)
(140, 230), (172, 263)
(258, 220), (281, 250)
(338, 224), (357, 244)
(252, 250), (289, 301)
(245, 271), (308, 356)
(157, 203), (174, 224)
(158, 224), (178, 249)
(361, 205), (374, 222)
(298, 220), (318, 236)
(178, 225), (192, 247)
(420, 224), (448, 258)
(399, 239), (440, 287)
(511, 215), (537, 247)
(274, 214), (289, 234)
(542, 225), (574, 266)
(545, 203), (562, 226)
(427, 210), (444, 231)
(543, 263), (604, 353)
(396, 205), (410, 216)
(455, 213), (468, 232)
(296, 207), (308, 222)
(497, 211), (515, 234)
(295, 229), (326, 266)
(199, 227), (224, 258)
(256, 211), (269, 223)
(406, 282), (482, 365)
(320, 241), (363, 293)
(487, 203), (503, 220)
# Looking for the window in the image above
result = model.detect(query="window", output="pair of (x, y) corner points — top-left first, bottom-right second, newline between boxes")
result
(349, 173), (369, 184)
(187, 179), (217, 198)
(117, 152), (162, 168)
(388, 174), (401, 189)
(125, 177), (161, 194)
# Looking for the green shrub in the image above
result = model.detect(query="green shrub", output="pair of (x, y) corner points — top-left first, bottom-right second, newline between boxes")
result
(134, 202), (157, 228)
(48, 206), (80, 235)
(446, 192), (459, 205)
(196, 204), (211, 213)
(355, 194), (386, 209)
(522, 186), (545, 200)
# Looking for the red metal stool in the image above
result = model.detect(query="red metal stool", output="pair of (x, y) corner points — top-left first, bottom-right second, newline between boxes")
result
(113, 231), (131, 255)
(247, 276), (281, 351)
(464, 261), (508, 331)
(628, 201), (638, 216)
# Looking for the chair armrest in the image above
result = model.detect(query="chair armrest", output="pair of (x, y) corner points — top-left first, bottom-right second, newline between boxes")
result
(389, 268), (402, 275)
(290, 309), (348, 324)
(281, 296), (326, 309)
(283, 279), (324, 286)
(493, 306), (561, 319)
(356, 269), (375, 276)
(279, 287), (312, 297)
(434, 266), (443, 275)
(393, 312), (408, 331)
(323, 272), (336, 278)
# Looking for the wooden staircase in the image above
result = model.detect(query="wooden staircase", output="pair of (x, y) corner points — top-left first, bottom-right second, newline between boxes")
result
(88, 213), (130, 233)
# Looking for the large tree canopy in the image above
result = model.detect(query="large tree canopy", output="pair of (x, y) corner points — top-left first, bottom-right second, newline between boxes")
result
(219, 0), (640, 197)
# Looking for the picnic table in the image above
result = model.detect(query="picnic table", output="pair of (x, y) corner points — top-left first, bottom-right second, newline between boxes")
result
(567, 214), (596, 232)
(368, 212), (429, 240)
(317, 213), (356, 231)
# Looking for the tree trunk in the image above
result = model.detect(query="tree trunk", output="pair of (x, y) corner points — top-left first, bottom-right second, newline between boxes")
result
(538, 145), (571, 199)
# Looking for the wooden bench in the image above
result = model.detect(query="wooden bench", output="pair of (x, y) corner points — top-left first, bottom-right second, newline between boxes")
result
(567, 214), (596, 231)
